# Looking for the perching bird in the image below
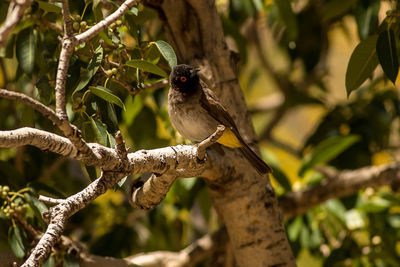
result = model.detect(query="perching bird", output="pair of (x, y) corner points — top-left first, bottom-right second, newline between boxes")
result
(168, 64), (271, 174)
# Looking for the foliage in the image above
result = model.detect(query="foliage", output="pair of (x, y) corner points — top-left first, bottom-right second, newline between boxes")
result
(0, 0), (399, 266)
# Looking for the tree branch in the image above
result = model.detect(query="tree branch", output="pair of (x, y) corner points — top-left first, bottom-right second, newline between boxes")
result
(0, 0), (33, 48)
(75, 0), (139, 44)
(0, 88), (62, 125)
(279, 163), (400, 219)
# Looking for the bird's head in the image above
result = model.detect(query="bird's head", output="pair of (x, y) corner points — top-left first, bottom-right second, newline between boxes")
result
(169, 64), (200, 93)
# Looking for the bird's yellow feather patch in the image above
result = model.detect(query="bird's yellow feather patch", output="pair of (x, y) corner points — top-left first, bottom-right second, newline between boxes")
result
(217, 128), (242, 148)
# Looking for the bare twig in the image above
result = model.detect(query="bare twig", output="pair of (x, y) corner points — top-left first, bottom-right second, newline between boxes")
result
(38, 195), (65, 205)
(197, 125), (225, 161)
(115, 130), (129, 160)
(0, 88), (62, 125)
(61, 0), (73, 37)
(0, 0), (33, 48)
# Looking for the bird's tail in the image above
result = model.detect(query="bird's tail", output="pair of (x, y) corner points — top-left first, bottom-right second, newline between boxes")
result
(239, 144), (272, 175)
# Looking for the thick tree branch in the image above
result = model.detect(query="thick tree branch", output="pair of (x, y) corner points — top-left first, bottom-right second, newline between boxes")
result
(0, 0), (33, 48)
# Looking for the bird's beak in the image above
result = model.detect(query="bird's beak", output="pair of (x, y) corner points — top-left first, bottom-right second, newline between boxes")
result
(191, 68), (200, 78)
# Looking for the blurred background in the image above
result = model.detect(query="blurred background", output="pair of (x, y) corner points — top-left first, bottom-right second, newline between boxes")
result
(1, 0), (400, 266)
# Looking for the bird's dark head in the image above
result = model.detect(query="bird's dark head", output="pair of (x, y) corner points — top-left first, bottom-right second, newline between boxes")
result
(169, 64), (200, 93)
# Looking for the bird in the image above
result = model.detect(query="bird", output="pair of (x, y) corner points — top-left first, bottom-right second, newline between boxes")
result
(168, 64), (271, 174)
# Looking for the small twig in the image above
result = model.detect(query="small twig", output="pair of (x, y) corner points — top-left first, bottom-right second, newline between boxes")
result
(13, 212), (42, 239)
(0, 0), (33, 48)
(38, 195), (65, 205)
(143, 79), (169, 91)
(115, 130), (129, 160)
(39, 18), (63, 34)
(61, 0), (73, 37)
(75, 0), (139, 44)
(0, 88), (62, 126)
(197, 125), (225, 161)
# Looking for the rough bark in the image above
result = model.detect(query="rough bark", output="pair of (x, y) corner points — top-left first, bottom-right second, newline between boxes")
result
(145, 0), (296, 266)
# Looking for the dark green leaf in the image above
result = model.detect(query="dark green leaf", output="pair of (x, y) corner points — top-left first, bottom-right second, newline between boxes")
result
(376, 29), (399, 84)
(0, 34), (15, 58)
(92, 0), (103, 22)
(154, 41), (177, 69)
(89, 86), (125, 110)
(36, 75), (53, 104)
(8, 225), (26, 258)
(345, 34), (379, 96)
(84, 165), (98, 181)
(89, 116), (107, 146)
(73, 46), (103, 94)
(355, 0), (380, 40)
(275, 0), (298, 41)
(271, 166), (292, 192)
(299, 135), (360, 177)
(37, 1), (62, 13)
(126, 59), (168, 77)
(16, 27), (36, 75)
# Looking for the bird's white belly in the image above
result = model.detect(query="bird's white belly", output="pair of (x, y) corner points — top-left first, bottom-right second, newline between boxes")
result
(169, 103), (218, 142)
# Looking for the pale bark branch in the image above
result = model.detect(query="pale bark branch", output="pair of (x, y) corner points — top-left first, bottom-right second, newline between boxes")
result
(0, 88), (62, 125)
(61, 0), (73, 37)
(0, 0), (33, 48)
(75, 0), (139, 44)
(279, 162), (400, 219)
(197, 125), (225, 161)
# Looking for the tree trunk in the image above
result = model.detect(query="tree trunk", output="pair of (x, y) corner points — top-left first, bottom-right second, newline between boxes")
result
(145, 0), (296, 266)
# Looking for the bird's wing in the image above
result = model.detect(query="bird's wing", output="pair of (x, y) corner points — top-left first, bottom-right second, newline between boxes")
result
(199, 83), (245, 143)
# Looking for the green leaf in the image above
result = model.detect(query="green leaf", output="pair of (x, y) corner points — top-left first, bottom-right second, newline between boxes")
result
(84, 165), (97, 181)
(123, 95), (143, 125)
(42, 255), (55, 267)
(8, 225), (26, 258)
(324, 199), (346, 223)
(89, 86), (125, 110)
(322, 0), (358, 23)
(126, 59), (168, 77)
(93, 0), (103, 22)
(73, 46), (103, 94)
(36, 75), (53, 104)
(37, 1), (62, 13)
(63, 254), (80, 267)
(357, 198), (391, 213)
(376, 29), (399, 84)
(89, 116), (107, 146)
(16, 27), (36, 75)
(345, 34), (379, 96)
(25, 194), (48, 226)
(287, 216), (303, 242)
(154, 41), (177, 69)
(275, 0), (298, 41)
(299, 135), (360, 177)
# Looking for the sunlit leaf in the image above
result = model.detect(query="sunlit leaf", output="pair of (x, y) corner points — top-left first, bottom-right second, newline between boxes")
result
(154, 41), (177, 69)
(299, 135), (360, 176)
(123, 95), (143, 125)
(376, 29), (398, 84)
(126, 59), (168, 77)
(345, 34), (379, 96)
(16, 27), (36, 75)
(287, 216), (303, 242)
(89, 86), (125, 110)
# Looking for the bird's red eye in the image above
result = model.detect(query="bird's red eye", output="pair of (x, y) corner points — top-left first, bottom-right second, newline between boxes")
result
(180, 76), (187, 82)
